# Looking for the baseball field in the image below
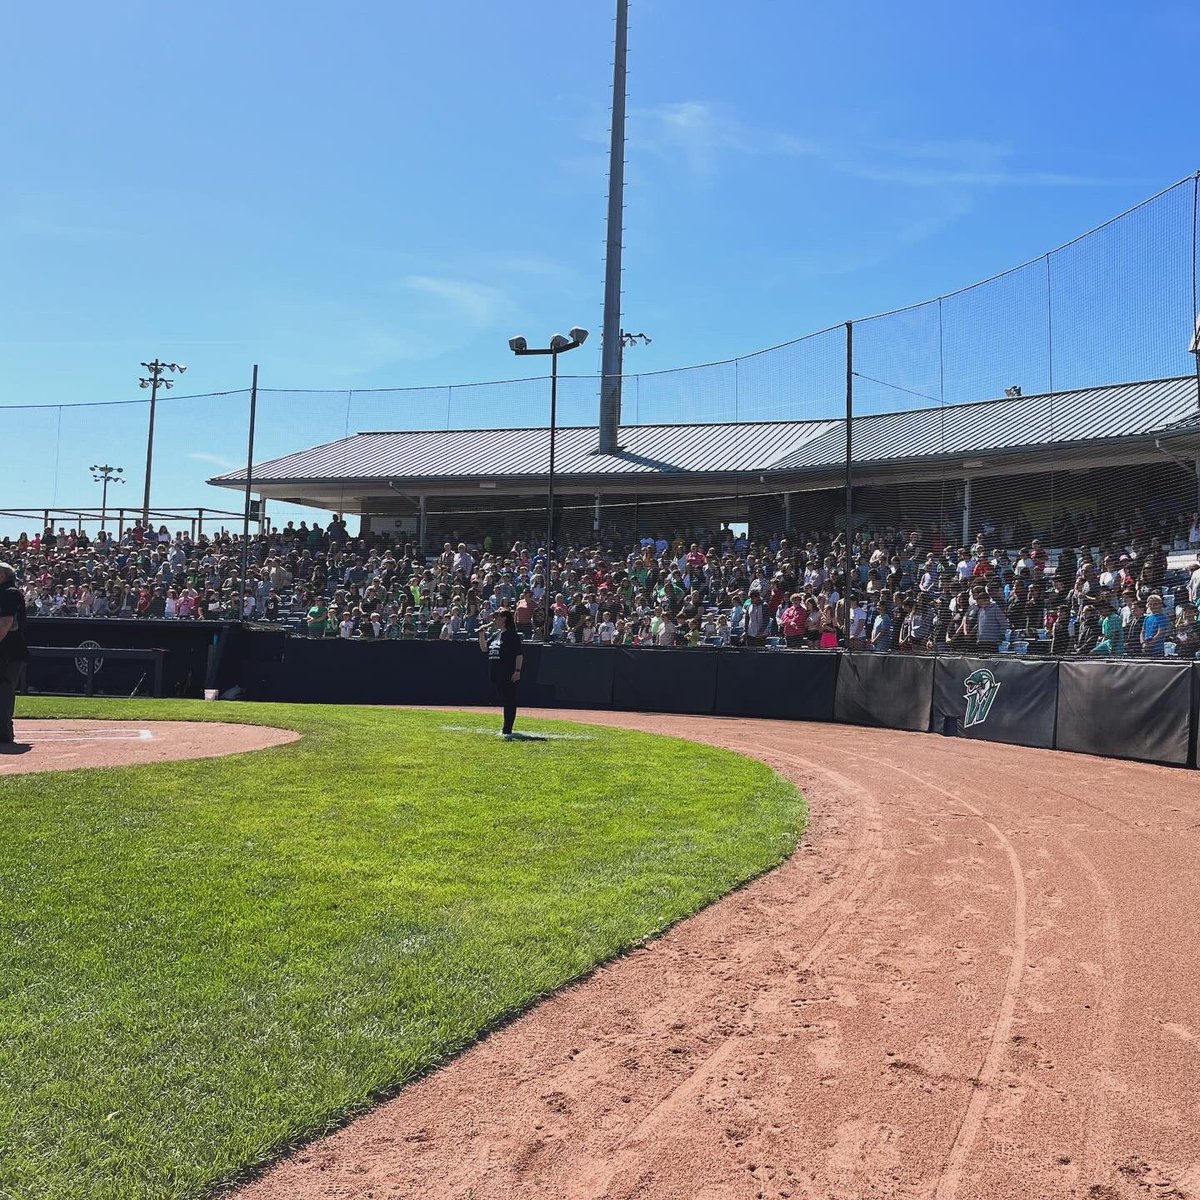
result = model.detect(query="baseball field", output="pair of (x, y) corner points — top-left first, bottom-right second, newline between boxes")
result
(0, 699), (804, 1200)
(5, 702), (1200, 1199)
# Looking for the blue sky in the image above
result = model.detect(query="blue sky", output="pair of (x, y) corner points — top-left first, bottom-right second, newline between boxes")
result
(2, 0), (1198, 531)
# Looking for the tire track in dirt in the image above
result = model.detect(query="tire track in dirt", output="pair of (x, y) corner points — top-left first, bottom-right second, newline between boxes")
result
(835, 749), (1029, 1200)
(576, 748), (887, 1199)
(1068, 840), (1122, 1184)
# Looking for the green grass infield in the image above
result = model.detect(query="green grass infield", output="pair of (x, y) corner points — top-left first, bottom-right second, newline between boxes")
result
(2, 698), (805, 1200)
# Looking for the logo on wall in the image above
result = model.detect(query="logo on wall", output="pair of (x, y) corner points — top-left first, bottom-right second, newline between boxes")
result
(963, 667), (1001, 728)
(75, 640), (105, 677)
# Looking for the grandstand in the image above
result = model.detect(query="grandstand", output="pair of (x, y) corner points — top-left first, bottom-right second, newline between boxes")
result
(209, 375), (1200, 550)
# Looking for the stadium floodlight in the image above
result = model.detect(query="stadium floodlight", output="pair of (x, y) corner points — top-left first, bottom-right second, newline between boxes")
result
(137, 358), (188, 525)
(90, 464), (125, 532)
(1190, 314), (1200, 357)
(1005, 385), (1022, 398)
(505, 327), (590, 639)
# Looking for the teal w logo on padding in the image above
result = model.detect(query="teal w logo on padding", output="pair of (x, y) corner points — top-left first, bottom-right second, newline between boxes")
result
(963, 668), (1001, 728)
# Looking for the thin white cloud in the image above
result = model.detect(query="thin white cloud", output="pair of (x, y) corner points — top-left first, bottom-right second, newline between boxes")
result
(402, 276), (509, 326)
(624, 104), (1132, 190)
(847, 140), (1127, 187)
(631, 101), (818, 175)
(188, 451), (238, 469)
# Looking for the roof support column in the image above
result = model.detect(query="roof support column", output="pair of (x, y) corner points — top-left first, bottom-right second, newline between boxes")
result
(962, 477), (972, 548)
(418, 494), (427, 555)
(784, 491), (791, 535)
(594, 492), (602, 534)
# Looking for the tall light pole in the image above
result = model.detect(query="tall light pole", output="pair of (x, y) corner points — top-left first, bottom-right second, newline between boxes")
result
(90, 464), (125, 532)
(139, 360), (186, 527)
(509, 327), (589, 640)
(598, 0), (630, 453)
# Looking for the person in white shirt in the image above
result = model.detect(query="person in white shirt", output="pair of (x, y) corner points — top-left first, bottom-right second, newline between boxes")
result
(849, 598), (867, 647)
(596, 612), (617, 645)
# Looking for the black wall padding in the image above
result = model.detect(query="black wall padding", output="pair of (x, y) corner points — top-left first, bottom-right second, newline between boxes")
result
(834, 653), (934, 732)
(524, 646), (615, 710)
(26, 618), (229, 698)
(1057, 660), (1192, 766)
(611, 647), (718, 715)
(1192, 664), (1200, 770)
(714, 650), (838, 721)
(932, 656), (1059, 749)
(247, 638), (499, 706)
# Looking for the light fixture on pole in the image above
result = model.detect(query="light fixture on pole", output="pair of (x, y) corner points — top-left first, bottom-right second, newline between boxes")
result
(618, 331), (651, 411)
(138, 360), (187, 527)
(90, 464), (125, 532)
(509, 327), (589, 640)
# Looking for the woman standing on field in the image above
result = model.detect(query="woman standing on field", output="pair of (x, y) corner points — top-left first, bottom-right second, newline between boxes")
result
(478, 608), (523, 739)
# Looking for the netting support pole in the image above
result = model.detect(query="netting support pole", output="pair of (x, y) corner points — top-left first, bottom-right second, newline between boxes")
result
(418, 495), (427, 554)
(843, 320), (853, 650)
(239, 365), (259, 614)
(546, 347), (560, 642)
(962, 476), (972, 546)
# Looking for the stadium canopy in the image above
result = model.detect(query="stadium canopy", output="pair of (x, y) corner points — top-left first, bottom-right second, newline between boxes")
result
(209, 375), (1200, 513)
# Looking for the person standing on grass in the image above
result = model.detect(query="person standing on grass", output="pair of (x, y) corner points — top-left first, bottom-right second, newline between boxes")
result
(479, 608), (523, 739)
(0, 562), (30, 752)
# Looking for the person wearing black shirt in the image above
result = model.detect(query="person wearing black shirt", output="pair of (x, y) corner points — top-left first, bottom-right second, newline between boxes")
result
(478, 608), (524, 739)
(0, 562), (30, 751)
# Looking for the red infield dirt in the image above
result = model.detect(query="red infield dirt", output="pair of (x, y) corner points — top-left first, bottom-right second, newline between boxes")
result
(234, 711), (1194, 1198)
(1, 718), (298, 774)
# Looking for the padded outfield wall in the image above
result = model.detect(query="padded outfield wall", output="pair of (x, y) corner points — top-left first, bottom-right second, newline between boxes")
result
(20, 619), (1199, 769)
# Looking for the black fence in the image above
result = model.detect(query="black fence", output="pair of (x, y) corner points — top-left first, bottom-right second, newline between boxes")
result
(22, 618), (238, 699)
(21, 618), (1200, 769)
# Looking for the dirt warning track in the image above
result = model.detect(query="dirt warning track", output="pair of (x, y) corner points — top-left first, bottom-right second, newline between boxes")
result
(235, 712), (1200, 1200)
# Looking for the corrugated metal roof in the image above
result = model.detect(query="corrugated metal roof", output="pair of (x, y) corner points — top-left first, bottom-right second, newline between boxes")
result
(775, 376), (1200, 470)
(213, 376), (1200, 487)
(214, 419), (841, 484)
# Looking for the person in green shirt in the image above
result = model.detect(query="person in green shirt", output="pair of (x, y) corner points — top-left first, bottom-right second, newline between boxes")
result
(306, 599), (328, 638)
(1092, 598), (1125, 656)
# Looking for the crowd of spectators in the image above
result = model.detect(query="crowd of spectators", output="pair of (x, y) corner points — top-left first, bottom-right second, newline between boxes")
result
(4, 503), (1200, 659)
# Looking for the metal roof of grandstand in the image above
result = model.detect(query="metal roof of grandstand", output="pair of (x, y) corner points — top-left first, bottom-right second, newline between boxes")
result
(212, 375), (1200, 488)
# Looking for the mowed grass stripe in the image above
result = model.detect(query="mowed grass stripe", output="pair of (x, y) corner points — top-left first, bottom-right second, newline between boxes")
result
(2, 699), (805, 1200)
